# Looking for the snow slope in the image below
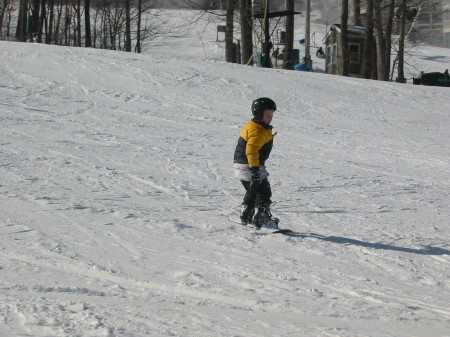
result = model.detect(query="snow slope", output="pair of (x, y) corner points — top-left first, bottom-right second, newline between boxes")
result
(1, 19), (450, 337)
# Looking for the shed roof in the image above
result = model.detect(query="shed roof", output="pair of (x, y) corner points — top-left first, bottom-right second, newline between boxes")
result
(252, 10), (302, 19)
(328, 24), (366, 35)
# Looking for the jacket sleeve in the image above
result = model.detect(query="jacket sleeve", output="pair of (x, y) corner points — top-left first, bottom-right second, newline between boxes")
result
(245, 128), (265, 167)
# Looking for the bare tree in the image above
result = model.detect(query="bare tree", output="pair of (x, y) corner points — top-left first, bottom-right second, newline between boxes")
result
(6, 0), (210, 57)
(341, 0), (350, 76)
(85, 0), (92, 47)
(397, 0), (407, 82)
(16, 0), (27, 42)
(46, 0), (55, 44)
(55, 1), (64, 45)
(304, 0), (311, 68)
(0, 0), (15, 39)
(390, 0), (436, 81)
(135, 0), (142, 53)
(282, 0), (294, 69)
(37, 0), (47, 43)
(75, 0), (82, 46)
(360, 0), (374, 79)
(373, 0), (386, 80)
(384, 0), (395, 81)
(63, 2), (73, 46)
(262, 0), (272, 68)
(239, 0), (253, 65)
(30, 0), (40, 41)
(0, 0), (7, 33)
(353, 0), (361, 26)
(225, 0), (236, 63)
(125, 0), (132, 51)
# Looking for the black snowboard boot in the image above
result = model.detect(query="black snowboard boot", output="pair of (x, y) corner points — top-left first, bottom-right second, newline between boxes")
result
(240, 203), (255, 225)
(252, 205), (273, 229)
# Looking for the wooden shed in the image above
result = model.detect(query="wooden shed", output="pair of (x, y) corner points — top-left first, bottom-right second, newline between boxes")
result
(324, 24), (366, 77)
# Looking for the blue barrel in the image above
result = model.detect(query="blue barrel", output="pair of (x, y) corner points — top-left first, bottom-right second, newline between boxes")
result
(294, 62), (308, 71)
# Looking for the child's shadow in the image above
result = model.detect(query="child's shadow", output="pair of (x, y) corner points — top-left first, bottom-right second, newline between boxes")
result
(287, 231), (450, 256)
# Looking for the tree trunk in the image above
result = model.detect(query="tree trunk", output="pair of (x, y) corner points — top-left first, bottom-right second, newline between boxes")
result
(76, 0), (82, 46)
(225, 0), (235, 63)
(262, 0), (272, 67)
(16, 0), (27, 42)
(30, 0), (40, 41)
(85, 0), (92, 47)
(135, 0), (142, 53)
(397, 0), (407, 83)
(383, 0), (395, 81)
(353, 0), (361, 26)
(37, 0), (47, 43)
(282, 0), (294, 70)
(0, 1), (6, 32)
(360, 0), (374, 79)
(239, 0), (253, 65)
(373, 0), (386, 80)
(304, 0), (311, 69)
(46, 0), (54, 44)
(64, 3), (71, 46)
(55, 1), (63, 44)
(125, 0), (131, 52)
(341, 0), (350, 76)
(101, 6), (107, 49)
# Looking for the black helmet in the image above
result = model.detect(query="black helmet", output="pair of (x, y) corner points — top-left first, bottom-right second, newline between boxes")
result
(252, 97), (277, 120)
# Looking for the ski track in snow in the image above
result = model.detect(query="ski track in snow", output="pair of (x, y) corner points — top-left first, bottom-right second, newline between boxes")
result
(1, 26), (450, 337)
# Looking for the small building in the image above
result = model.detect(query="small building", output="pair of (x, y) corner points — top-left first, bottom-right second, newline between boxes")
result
(324, 24), (367, 77)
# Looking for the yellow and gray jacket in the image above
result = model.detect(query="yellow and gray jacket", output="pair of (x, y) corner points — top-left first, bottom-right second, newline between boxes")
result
(234, 119), (274, 167)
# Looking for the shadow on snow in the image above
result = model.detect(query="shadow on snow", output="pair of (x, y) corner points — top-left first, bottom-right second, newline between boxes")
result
(286, 231), (450, 256)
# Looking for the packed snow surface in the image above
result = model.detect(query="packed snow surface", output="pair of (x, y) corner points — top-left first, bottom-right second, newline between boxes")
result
(1, 15), (450, 337)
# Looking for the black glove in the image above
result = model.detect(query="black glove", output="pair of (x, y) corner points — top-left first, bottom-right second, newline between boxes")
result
(249, 166), (261, 189)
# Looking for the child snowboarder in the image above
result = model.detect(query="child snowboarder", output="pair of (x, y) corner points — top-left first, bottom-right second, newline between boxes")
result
(233, 97), (277, 228)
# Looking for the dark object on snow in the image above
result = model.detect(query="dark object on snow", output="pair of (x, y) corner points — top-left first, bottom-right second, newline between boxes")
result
(316, 47), (325, 59)
(413, 72), (450, 87)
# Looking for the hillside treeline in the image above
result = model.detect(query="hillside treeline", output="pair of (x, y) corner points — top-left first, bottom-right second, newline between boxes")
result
(0, 0), (164, 52)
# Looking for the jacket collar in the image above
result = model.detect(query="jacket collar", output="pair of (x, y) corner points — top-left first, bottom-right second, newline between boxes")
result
(251, 118), (273, 129)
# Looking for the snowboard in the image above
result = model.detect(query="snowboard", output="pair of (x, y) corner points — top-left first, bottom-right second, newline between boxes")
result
(228, 216), (293, 235)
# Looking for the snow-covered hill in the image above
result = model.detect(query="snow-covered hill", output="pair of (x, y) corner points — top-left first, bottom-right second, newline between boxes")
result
(1, 15), (450, 337)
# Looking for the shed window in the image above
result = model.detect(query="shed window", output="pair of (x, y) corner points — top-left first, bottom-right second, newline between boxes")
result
(348, 43), (360, 63)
